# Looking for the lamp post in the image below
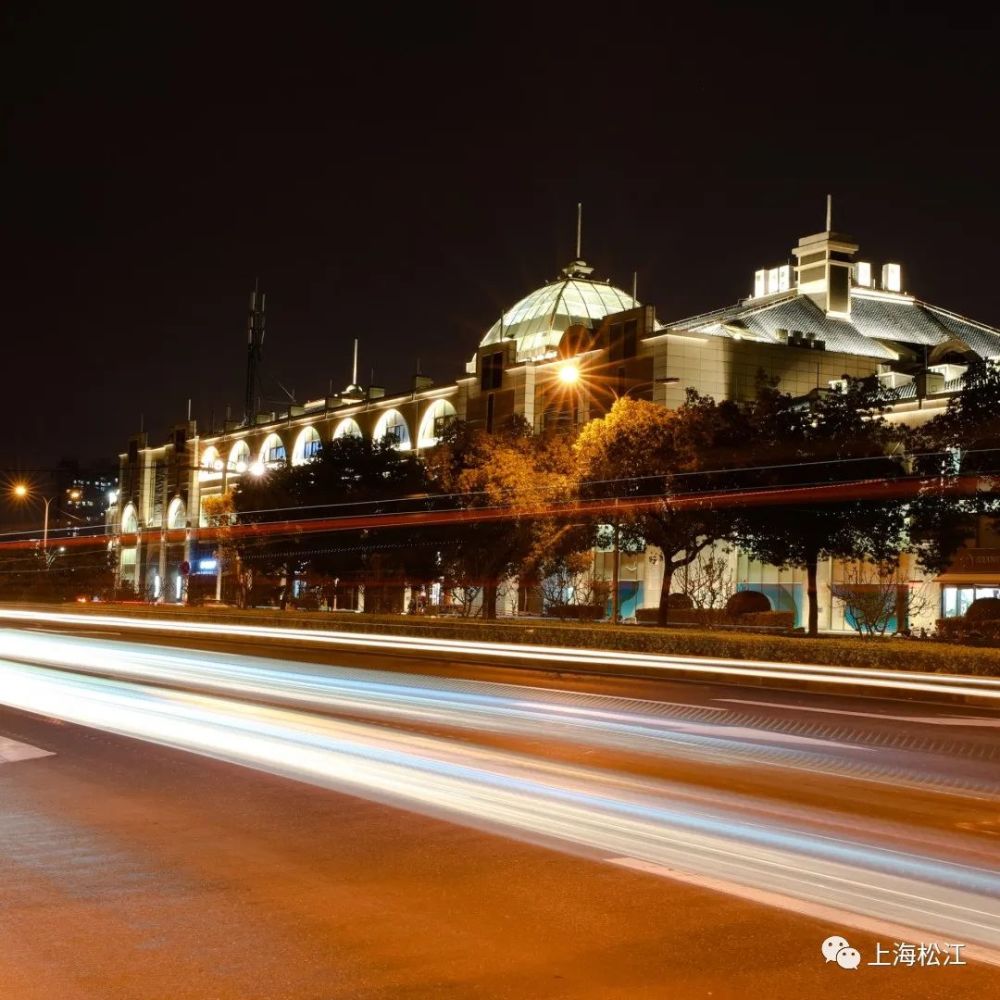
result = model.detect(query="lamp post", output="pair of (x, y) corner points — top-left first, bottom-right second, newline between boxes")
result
(12, 484), (80, 567)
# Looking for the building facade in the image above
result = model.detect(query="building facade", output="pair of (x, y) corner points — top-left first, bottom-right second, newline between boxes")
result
(113, 216), (1000, 627)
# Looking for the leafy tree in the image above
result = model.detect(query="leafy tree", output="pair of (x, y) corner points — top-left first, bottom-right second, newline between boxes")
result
(426, 417), (578, 619)
(574, 394), (743, 625)
(907, 358), (1000, 572)
(730, 375), (910, 636)
(231, 434), (432, 611)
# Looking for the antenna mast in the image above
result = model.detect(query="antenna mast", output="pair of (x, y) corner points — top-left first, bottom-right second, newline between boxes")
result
(244, 280), (266, 424)
(826, 194), (832, 232)
(352, 338), (359, 386)
(576, 202), (582, 259)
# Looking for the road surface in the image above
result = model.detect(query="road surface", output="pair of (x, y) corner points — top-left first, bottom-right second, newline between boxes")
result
(0, 610), (998, 998)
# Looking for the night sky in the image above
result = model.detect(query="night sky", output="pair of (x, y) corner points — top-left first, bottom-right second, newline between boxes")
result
(4, 6), (999, 470)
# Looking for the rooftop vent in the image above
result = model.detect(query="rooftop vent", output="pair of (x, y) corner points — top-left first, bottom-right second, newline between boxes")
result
(855, 261), (873, 287)
(752, 264), (791, 299)
(881, 263), (903, 293)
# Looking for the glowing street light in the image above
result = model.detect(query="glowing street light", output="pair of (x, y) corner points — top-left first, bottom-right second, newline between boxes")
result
(9, 484), (75, 563)
(558, 361), (580, 385)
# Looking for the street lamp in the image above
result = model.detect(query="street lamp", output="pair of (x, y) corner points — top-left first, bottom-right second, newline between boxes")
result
(558, 361), (580, 385)
(11, 484), (80, 565)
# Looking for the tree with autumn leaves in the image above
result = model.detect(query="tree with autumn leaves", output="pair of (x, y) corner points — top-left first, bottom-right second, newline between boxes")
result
(214, 367), (987, 631)
(575, 392), (744, 626)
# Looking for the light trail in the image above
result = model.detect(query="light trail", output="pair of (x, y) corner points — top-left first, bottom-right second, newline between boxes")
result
(1, 652), (998, 964)
(3, 628), (998, 799)
(3, 606), (1000, 704)
(0, 472), (983, 552)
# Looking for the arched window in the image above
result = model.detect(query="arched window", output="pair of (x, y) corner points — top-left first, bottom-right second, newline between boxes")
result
(333, 417), (362, 440)
(199, 446), (223, 480)
(291, 426), (322, 465)
(373, 409), (411, 450)
(121, 503), (138, 534)
(167, 497), (187, 530)
(259, 433), (287, 467)
(417, 399), (457, 448)
(228, 440), (251, 474)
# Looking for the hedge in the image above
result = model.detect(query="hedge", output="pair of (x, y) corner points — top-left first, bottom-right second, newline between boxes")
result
(936, 617), (1000, 647)
(739, 611), (795, 628)
(32, 600), (1000, 677)
(966, 597), (1000, 623)
(726, 590), (772, 616)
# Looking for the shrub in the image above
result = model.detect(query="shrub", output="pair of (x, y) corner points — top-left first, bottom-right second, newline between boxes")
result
(966, 597), (1000, 623)
(667, 592), (694, 610)
(739, 611), (794, 629)
(936, 617), (1000, 646)
(726, 590), (771, 616)
(547, 603), (604, 621)
(68, 602), (1000, 676)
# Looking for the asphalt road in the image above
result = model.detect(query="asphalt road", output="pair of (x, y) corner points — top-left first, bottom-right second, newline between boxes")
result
(1, 612), (999, 998)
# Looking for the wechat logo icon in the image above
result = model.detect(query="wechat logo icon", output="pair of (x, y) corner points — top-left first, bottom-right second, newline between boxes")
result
(822, 935), (861, 970)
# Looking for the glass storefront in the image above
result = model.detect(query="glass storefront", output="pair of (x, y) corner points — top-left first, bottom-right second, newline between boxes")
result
(941, 586), (1000, 617)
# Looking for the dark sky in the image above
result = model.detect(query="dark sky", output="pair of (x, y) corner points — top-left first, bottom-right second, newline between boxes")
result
(3, 5), (999, 470)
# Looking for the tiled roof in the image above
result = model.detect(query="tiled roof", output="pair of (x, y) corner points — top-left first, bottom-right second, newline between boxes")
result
(666, 290), (1000, 364)
(923, 305), (1000, 360)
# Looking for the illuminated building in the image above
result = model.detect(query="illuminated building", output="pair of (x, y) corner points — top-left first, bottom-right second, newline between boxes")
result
(112, 209), (1000, 627)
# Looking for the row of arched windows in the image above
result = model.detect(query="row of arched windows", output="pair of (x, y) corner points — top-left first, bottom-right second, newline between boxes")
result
(197, 400), (457, 478)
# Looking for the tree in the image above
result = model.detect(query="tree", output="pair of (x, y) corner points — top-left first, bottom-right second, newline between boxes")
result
(830, 559), (933, 637)
(731, 375), (911, 636)
(425, 417), (578, 619)
(201, 491), (242, 605)
(575, 394), (743, 625)
(906, 358), (1000, 574)
(231, 434), (432, 612)
(680, 548), (735, 611)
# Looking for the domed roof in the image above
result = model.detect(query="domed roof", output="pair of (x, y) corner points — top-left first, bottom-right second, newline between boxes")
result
(480, 260), (645, 361)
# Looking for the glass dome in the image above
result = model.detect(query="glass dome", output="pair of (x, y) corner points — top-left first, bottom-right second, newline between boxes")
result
(480, 262), (642, 361)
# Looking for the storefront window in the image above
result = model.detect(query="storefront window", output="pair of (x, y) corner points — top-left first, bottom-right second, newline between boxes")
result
(941, 586), (1000, 617)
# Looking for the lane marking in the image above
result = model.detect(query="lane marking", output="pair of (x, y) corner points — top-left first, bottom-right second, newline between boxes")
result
(607, 856), (1000, 968)
(0, 736), (55, 764)
(715, 698), (1000, 728)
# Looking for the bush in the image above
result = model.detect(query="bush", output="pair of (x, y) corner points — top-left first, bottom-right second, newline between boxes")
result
(966, 597), (1000, 622)
(739, 611), (794, 629)
(60, 602), (1000, 676)
(936, 617), (1000, 646)
(667, 592), (694, 610)
(726, 590), (771, 616)
(547, 603), (604, 621)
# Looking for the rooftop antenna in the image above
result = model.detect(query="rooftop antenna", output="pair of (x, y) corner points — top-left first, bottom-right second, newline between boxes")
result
(187, 398), (192, 422)
(826, 194), (832, 232)
(632, 271), (638, 303)
(352, 338), (359, 386)
(244, 279), (266, 424)
(576, 202), (583, 259)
